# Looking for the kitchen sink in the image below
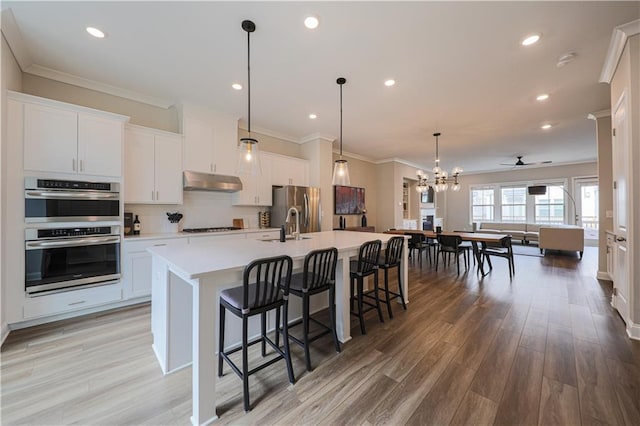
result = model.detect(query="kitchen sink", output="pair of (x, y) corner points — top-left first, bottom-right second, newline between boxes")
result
(260, 236), (312, 242)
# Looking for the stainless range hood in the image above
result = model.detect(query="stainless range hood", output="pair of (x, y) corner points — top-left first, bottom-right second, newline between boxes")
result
(183, 171), (243, 192)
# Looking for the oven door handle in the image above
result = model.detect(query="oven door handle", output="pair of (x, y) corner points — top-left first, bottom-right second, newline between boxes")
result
(26, 236), (121, 249)
(25, 191), (119, 200)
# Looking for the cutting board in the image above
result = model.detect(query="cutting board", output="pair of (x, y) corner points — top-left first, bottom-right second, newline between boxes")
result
(233, 218), (244, 229)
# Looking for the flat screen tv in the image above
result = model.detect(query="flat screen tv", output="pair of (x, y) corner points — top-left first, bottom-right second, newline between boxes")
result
(334, 185), (365, 215)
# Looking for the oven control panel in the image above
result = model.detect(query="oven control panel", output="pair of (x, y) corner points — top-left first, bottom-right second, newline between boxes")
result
(26, 226), (119, 240)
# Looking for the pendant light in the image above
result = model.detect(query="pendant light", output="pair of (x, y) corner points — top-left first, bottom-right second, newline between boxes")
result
(236, 20), (261, 175)
(415, 132), (463, 193)
(332, 77), (350, 186)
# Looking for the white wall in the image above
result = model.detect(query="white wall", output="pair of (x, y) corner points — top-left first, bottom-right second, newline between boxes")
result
(300, 137), (334, 232)
(1, 32), (23, 343)
(594, 114), (613, 277)
(444, 162), (598, 231)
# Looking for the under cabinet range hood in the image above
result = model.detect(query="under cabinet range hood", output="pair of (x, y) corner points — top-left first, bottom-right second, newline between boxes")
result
(183, 171), (243, 192)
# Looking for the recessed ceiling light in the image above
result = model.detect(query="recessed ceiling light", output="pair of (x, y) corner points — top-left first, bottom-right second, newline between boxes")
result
(384, 79), (396, 87)
(541, 124), (552, 130)
(232, 83), (243, 90)
(536, 94), (549, 101)
(521, 33), (541, 46)
(308, 113), (317, 119)
(86, 27), (105, 38)
(304, 16), (319, 29)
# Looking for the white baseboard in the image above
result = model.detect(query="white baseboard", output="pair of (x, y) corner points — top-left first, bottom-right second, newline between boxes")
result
(627, 320), (640, 341)
(596, 271), (612, 281)
(1, 322), (9, 346)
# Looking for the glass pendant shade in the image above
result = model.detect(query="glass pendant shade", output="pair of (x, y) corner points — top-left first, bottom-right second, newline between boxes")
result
(237, 137), (261, 175)
(332, 159), (350, 186)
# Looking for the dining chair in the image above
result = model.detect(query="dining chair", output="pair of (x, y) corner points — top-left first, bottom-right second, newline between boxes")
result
(350, 239), (383, 335)
(481, 236), (515, 278)
(218, 255), (295, 412)
(407, 233), (429, 268)
(282, 247), (341, 372)
(436, 234), (468, 275)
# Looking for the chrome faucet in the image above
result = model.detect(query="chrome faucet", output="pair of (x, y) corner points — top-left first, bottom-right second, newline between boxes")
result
(285, 207), (301, 240)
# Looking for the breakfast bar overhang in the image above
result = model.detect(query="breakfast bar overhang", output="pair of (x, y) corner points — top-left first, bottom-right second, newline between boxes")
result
(147, 231), (408, 425)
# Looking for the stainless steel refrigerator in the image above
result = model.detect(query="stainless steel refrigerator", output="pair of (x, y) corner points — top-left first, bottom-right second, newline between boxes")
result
(271, 186), (321, 234)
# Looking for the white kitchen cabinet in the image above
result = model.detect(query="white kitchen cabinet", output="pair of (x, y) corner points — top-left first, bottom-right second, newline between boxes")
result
(182, 112), (239, 176)
(122, 237), (188, 299)
(232, 155), (273, 206)
(22, 96), (126, 177)
(125, 125), (183, 204)
(270, 153), (309, 186)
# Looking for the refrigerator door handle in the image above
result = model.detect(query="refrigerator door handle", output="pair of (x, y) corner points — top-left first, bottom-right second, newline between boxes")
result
(304, 192), (310, 228)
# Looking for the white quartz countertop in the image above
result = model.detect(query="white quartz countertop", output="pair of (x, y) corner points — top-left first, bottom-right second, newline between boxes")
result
(124, 228), (280, 242)
(147, 230), (399, 280)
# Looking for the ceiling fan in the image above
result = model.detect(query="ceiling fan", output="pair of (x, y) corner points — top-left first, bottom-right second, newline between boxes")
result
(500, 156), (552, 167)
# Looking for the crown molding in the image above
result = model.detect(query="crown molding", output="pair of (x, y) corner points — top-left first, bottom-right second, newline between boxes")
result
(375, 157), (428, 170)
(299, 132), (335, 144)
(600, 19), (640, 84)
(1, 8), (33, 71)
(238, 122), (301, 144)
(463, 159), (597, 176)
(587, 109), (611, 120)
(332, 149), (377, 163)
(25, 64), (175, 109)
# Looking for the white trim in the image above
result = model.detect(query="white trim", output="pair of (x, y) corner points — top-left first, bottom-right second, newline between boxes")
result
(8, 90), (130, 122)
(627, 320), (640, 341)
(238, 122), (300, 144)
(125, 123), (182, 138)
(0, 9), (34, 71)
(587, 109), (612, 120)
(299, 132), (335, 144)
(463, 160), (596, 176)
(596, 271), (612, 281)
(600, 19), (640, 84)
(375, 157), (427, 169)
(332, 149), (377, 164)
(24, 64), (175, 109)
(1, 322), (9, 346)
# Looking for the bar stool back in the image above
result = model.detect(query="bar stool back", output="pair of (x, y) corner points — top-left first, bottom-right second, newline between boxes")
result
(284, 247), (340, 371)
(217, 255), (295, 412)
(350, 239), (383, 335)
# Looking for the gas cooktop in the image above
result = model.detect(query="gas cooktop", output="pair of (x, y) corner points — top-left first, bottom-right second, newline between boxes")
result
(182, 227), (242, 233)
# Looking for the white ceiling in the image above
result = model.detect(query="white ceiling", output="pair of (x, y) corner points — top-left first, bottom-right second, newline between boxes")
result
(2, 1), (638, 173)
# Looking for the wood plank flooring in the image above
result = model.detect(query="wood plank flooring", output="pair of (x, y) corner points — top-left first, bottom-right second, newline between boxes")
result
(2, 247), (640, 425)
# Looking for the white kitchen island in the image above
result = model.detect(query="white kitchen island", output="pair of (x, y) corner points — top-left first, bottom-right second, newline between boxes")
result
(147, 230), (408, 425)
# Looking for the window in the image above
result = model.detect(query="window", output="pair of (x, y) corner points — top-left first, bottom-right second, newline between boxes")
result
(535, 184), (565, 224)
(471, 188), (495, 222)
(500, 186), (526, 222)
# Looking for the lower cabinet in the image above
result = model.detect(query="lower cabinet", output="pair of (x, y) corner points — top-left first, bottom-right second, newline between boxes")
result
(23, 282), (122, 320)
(122, 237), (188, 299)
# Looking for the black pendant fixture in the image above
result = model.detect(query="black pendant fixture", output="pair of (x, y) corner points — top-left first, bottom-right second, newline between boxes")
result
(332, 77), (350, 186)
(237, 19), (261, 175)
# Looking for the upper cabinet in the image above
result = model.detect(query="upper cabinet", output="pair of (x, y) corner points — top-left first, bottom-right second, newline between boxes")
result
(270, 153), (309, 187)
(231, 155), (273, 206)
(20, 94), (128, 177)
(125, 125), (183, 204)
(181, 104), (239, 176)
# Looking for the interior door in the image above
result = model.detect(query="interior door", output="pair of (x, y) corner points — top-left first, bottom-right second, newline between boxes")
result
(612, 91), (630, 321)
(574, 177), (599, 241)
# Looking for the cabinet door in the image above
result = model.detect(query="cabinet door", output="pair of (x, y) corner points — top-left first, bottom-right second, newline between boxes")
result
(129, 252), (152, 299)
(255, 154), (272, 206)
(23, 103), (78, 173)
(154, 134), (183, 204)
(78, 114), (123, 177)
(231, 174), (258, 206)
(269, 155), (289, 186)
(288, 158), (309, 186)
(212, 115), (239, 176)
(183, 117), (214, 173)
(124, 128), (155, 203)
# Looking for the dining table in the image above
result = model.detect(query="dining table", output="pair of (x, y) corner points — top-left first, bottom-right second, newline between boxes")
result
(384, 229), (511, 276)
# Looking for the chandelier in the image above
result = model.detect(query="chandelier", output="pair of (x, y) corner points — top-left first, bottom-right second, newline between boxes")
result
(415, 132), (463, 193)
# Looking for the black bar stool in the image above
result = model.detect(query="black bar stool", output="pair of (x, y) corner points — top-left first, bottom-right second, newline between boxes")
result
(282, 247), (341, 372)
(218, 255), (295, 412)
(377, 236), (407, 318)
(350, 239), (383, 335)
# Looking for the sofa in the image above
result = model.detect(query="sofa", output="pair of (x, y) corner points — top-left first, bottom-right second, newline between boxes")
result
(539, 226), (584, 258)
(477, 222), (540, 244)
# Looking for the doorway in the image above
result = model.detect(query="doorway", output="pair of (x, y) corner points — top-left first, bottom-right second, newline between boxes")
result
(575, 177), (599, 241)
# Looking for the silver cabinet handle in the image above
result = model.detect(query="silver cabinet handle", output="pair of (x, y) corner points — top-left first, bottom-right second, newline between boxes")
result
(153, 243), (167, 247)
(616, 237), (626, 242)
(79, 159), (84, 172)
(72, 158), (76, 171)
(156, 191), (159, 201)
(68, 300), (86, 306)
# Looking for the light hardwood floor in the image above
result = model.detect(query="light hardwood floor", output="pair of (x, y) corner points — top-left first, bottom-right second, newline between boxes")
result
(2, 247), (640, 425)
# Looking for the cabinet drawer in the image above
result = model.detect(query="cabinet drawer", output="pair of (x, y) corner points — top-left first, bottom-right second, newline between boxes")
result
(23, 283), (122, 319)
(188, 233), (246, 245)
(247, 231), (280, 240)
(124, 237), (188, 253)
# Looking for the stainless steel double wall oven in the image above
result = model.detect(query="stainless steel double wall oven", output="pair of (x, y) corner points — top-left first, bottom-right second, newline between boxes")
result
(24, 178), (121, 295)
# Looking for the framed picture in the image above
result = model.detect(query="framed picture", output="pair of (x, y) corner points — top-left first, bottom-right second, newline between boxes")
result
(421, 187), (434, 204)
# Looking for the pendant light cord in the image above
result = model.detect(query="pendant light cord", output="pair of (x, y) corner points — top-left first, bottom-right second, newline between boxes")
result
(246, 30), (251, 134)
(339, 83), (343, 158)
